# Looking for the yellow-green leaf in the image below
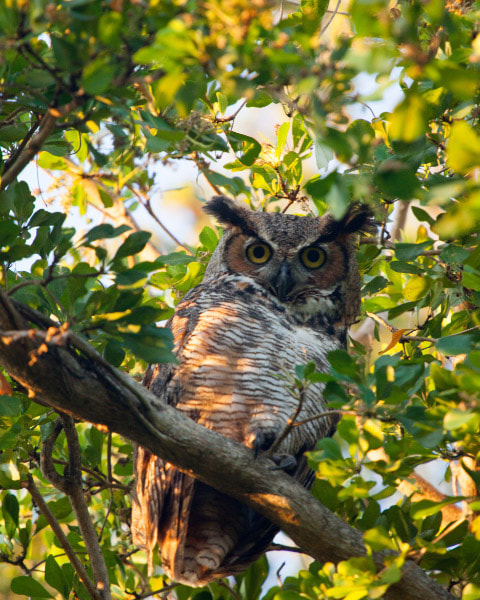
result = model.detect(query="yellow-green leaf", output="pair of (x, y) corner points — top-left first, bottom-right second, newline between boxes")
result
(446, 121), (480, 174)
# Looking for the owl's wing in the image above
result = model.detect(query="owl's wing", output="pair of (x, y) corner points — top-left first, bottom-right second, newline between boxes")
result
(132, 349), (194, 574)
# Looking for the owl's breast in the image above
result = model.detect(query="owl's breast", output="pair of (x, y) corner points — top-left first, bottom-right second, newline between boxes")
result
(166, 274), (340, 452)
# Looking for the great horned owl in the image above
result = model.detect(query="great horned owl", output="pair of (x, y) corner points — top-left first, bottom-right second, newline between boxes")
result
(132, 196), (374, 586)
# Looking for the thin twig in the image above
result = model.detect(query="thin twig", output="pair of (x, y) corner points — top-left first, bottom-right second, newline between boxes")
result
(20, 43), (73, 94)
(0, 101), (76, 189)
(293, 409), (358, 428)
(7, 269), (104, 296)
(0, 547), (29, 575)
(127, 186), (193, 254)
(321, 0), (342, 34)
(267, 542), (305, 553)
(213, 99), (247, 123)
(358, 237), (443, 256)
(59, 414), (112, 600)
(51, 457), (130, 492)
(98, 432), (114, 542)
(26, 475), (100, 600)
(267, 386), (306, 455)
(40, 415), (111, 599)
(131, 583), (178, 599)
(365, 311), (397, 333)
(217, 580), (243, 600)
(2, 119), (41, 173)
(399, 335), (437, 344)
(365, 311), (480, 345)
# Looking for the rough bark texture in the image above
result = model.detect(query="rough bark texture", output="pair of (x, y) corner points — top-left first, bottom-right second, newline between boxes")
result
(0, 291), (454, 600)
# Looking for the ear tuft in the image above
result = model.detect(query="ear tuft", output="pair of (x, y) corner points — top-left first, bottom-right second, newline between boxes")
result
(339, 203), (377, 236)
(203, 196), (255, 233)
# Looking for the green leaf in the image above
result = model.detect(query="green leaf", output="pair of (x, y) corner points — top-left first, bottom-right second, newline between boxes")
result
(113, 231), (151, 261)
(84, 224), (130, 244)
(435, 333), (478, 356)
(229, 131), (261, 166)
(411, 206), (434, 226)
(35, 497), (72, 533)
(0, 123), (28, 142)
(0, 395), (21, 416)
(3, 492), (19, 538)
(202, 170), (240, 194)
(388, 93), (427, 142)
(45, 555), (69, 598)
(374, 160), (419, 200)
(395, 242), (431, 261)
(199, 226), (218, 252)
(410, 497), (465, 520)
(272, 592), (305, 600)
(403, 276), (431, 301)
(0, 221), (21, 247)
(328, 349), (358, 379)
(275, 122), (290, 159)
(463, 584), (480, 600)
(444, 410), (479, 431)
(246, 91), (273, 108)
(104, 339), (126, 367)
(157, 252), (197, 266)
(362, 276), (389, 295)
(121, 325), (175, 363)
(235, 555), (268, 600)
(363, 526), (398, 551)
(28, 209), (65, 228)
(440, 245), (471, 264)
(82, 57), (117, 95)
(462, 270), (480, 292)
(98, 11), (123, 46)
(37, 152), (68, 170)
(216, 91), (228, 114)
(389, 261), (423, 275)
(316, 437), (344, 461)
(11, 576), (54, 598)
(447, 121), (480, 174)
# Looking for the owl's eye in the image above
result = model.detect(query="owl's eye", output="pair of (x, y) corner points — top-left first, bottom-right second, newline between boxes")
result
(300, 246), (326, 269)
(246, 242), (272, 264)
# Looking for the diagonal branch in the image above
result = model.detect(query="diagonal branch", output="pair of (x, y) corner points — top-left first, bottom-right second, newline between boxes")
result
(0, 101), (76, 190)
(40, 415), (112, 600)
(0, 290), (455, 600)
(26, 476), (100, 600)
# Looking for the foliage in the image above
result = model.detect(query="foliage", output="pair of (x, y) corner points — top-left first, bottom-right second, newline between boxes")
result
(0, 0), (479, 599)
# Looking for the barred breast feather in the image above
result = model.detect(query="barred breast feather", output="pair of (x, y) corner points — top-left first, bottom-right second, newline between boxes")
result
(132, 274), (340, 586)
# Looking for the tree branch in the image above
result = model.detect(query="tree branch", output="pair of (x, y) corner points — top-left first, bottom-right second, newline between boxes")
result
(26, 475), (100, 600)
(0, 290), (455, 600)
(40, 415), (111, 600)
(0, 102), (76, 190)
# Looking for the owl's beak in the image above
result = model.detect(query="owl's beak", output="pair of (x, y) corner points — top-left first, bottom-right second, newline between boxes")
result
(273, 263), (294, 301)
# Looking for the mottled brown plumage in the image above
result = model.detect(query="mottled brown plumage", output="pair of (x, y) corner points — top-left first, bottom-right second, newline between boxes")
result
(132, 197), (374, 586)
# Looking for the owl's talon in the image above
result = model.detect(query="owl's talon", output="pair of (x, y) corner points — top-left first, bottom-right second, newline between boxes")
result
(270, 453), (297, 473)
(253, 430), (278, 457)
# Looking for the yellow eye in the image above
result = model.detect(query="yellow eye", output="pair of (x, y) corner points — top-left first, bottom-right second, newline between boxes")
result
(300, 246), (326, 269)
(246, 242), (272, 264)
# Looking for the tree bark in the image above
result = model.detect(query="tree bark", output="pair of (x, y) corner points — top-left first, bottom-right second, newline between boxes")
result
(0, 291), (455, 600)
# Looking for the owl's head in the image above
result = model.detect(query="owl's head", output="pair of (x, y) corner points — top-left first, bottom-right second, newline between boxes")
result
(203, 196), (375, 327)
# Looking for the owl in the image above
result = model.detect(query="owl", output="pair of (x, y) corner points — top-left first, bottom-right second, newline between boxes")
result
(131, 196), (374, 586)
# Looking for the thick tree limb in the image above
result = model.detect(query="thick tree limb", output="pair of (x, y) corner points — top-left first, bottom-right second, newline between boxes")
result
(0, 291), (454, 600)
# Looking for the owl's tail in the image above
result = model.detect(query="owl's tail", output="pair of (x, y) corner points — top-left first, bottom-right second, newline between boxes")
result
(133, 445), (278, 586)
